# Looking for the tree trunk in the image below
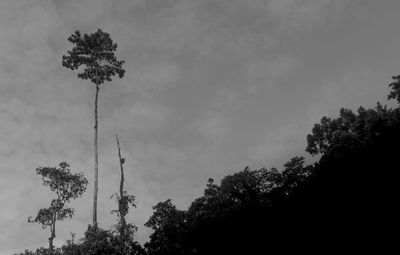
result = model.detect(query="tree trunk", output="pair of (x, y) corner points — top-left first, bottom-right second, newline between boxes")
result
(116, 135), (126, 235)
(49, 216), (56, 252)
(48, 235), (54, 252)
(93, 83), (99, 229)
(116, 135), (127, 254)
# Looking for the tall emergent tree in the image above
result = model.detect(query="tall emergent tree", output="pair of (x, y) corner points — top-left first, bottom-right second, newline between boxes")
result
(29, 162), (88, 251)
(62, 29), (125, 228)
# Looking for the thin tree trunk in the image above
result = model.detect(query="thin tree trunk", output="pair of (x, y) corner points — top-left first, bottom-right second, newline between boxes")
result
(116, 135), (126, 235)
(49, 215), (56, 252)
(93, 83), (99, 229)
(49, 234), (54, 252)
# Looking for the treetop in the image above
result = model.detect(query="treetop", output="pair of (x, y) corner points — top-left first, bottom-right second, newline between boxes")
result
(62, 28), (125, 85)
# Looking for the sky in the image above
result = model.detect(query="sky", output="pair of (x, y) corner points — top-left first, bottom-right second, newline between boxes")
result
(1, 0), (400, 253)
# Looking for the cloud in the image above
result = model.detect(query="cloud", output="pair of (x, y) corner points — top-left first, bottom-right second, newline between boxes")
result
(306, 69), (393, 126)
(268, 0), (345, 32)
(53, 0), (113, 27)
(246, 120), (307, 168)
(244, 56), (298, 90)
(119, 58), (181, 97)
(193, 112), (229, 141)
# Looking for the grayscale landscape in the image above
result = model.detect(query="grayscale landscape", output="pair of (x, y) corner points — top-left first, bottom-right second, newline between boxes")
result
(1, 1), (399, 254)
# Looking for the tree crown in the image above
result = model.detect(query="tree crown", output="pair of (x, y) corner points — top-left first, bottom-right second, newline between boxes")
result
(36, 162), (88, 202)
(29, 162), (88, 228)
(62, 29), (125, 85)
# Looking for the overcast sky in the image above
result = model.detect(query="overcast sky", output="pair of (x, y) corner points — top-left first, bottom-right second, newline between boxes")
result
(1, 0), (400, 253)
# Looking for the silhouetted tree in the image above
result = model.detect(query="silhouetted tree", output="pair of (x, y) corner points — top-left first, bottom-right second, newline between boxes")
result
(62, 29), (125, 228)
(295, 77), (400, 250)
(111, 135), (140, 254)
(143, 161), (311, 254)
(28, 162), (88, 252)
(143, 75), (400, 253)
(145, 199), (187, 255)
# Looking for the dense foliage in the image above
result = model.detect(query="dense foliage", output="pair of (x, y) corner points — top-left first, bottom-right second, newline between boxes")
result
(142, 76), (400, 253)
(62, 29), (125, 85)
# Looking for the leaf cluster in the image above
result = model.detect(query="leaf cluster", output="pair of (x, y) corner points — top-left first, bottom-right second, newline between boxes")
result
(36, 162), (88, 202)
(388, 75), (400, 103)
(306, 103), (399, 157)
(111, 191), (136, 219)
(62, 29), (125, 85)
(29, 162), (88, 228)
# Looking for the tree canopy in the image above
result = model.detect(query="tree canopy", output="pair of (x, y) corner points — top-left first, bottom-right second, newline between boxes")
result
(62, 29), (125, 86)
(141, 75), (400, 254)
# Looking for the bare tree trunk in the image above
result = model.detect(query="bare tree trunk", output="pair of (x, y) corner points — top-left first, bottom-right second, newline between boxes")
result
(116, 135), (126, 235)
(116, 135), (127, 254)
(93, 83), (99, 229)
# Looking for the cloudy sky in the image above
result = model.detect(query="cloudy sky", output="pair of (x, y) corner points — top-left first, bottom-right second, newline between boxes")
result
(1, 0), (400, 253)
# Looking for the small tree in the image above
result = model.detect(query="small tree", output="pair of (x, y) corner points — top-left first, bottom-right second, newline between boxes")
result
(29, 162), (88, 252)
(62, 29), (125, 229)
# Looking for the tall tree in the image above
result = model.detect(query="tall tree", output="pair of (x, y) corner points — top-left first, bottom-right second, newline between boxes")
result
(28, 162), (88, 251)
(116, 135), (127, 235)
(112, 135), (136, 254)
(62, 29), (125, 228)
